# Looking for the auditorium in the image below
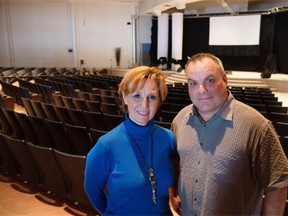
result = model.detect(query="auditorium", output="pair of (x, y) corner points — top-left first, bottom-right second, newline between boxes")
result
(0, 0), (288, 215)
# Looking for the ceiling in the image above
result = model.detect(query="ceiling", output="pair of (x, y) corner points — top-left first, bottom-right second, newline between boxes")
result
(71, 0), (288, 16)
(134, 0), (288, 16)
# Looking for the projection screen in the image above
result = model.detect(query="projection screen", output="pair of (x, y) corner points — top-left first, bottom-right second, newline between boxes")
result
(209, 15), (261, 46)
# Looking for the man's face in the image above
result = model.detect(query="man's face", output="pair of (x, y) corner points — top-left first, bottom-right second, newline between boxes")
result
(185, 57), (228, 120)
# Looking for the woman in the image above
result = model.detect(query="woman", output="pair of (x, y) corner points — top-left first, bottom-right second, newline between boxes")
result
(84, 66), (176, 215)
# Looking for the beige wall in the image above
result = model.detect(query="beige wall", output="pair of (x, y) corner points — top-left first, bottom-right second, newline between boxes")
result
(0, 1), (142, 69)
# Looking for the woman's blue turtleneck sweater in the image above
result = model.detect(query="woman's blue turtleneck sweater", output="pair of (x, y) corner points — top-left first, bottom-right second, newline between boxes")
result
(85, 115), (176, 215)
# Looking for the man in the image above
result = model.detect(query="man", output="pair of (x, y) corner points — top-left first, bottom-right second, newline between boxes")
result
(171, 53), (288, 215)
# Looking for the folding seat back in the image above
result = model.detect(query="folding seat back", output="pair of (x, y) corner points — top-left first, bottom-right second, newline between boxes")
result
(0, 107), (13, 136)
(66, 108), (87, 127)
(89, 128), (107, 144)
(22, 97), (36, 116)
(0, 134), (18, 175)
(14, 111), (38, 144)
(82, 111), (104, 130)
(54, 149), (96, 212)
(2, 134), (40, 184)
(44, 119), (73, 154)
(41, 102), (59, 121)
(53, 106), (73, 125)
(30, 99), (47, 118)
(1, 107), (24, 139)
(28, 115), (53, 148)
(26, 142), (68, 195)
(102, 113), (123, 131)
(62, 96), (76, 109)
(65, 123), (93, 155)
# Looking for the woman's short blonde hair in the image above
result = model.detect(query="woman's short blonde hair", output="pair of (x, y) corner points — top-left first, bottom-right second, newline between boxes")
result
(118, 66), (168, 113)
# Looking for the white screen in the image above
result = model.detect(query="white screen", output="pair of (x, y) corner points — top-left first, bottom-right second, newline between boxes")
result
(209, 15), (261, 45)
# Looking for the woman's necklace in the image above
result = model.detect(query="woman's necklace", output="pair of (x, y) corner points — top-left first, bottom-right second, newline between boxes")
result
(130, 136), (157, 204)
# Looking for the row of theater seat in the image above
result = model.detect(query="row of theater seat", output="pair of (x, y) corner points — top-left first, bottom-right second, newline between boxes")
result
(2, 75), (288, 146)
(0, 133), (98, 215)
(1, 73), (122, 105)
(20, 77), (288, 140)
(0, 105), (110, 155)
(0, 73), (118, 214)
(0, 75), (288, 213)
(21, 97), (123, 132)
(166, 83), (288, 157)
(0, 99), (101, 212)
(2, 74), (288, 132)
(51, 93), (122, 115)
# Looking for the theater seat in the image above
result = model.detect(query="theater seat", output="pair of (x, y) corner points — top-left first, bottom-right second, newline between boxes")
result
(53, 149), (97, 213)
(0, 134), (18, 175)
(2, 134), (40, 184)
(64, 124), (93, 156)
(26, 142), (68, 196)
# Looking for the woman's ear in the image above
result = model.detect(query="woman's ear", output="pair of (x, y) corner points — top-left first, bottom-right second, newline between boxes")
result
(123, 94), (128, 105)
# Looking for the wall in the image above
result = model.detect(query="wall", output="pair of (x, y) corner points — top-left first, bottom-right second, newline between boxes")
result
(0, 1), (13, 66)
(0, 1), (73, 68)
(0, 0), (145, 69)
(2, 0), (287, 69)
(248, 0), (288, 10)
(74, 2), (135, 69)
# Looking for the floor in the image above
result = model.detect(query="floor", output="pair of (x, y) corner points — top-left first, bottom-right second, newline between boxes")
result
(0, 70), (287, 216)
(0, 173), (98, 216)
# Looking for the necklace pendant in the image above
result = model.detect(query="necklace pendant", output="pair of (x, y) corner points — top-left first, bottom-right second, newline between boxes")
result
(148, 168), (157, 204)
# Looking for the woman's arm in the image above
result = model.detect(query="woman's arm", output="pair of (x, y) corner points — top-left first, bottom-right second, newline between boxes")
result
(84, 142), (108, 214)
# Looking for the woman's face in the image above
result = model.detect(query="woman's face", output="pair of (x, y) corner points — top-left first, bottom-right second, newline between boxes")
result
(123, 79), (160, 126)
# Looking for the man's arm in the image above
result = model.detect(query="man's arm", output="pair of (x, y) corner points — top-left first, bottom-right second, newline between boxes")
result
(262, 187), (287, 215)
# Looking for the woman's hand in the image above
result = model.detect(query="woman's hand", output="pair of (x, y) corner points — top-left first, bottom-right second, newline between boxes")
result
(170, 195), (181, 215)
(169, 187), (181, 215)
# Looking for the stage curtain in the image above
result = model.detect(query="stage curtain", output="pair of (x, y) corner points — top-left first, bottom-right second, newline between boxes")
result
(274, 11), (288, 74)
(149, 12), (288, 73)
(149, 18), (158, 66)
